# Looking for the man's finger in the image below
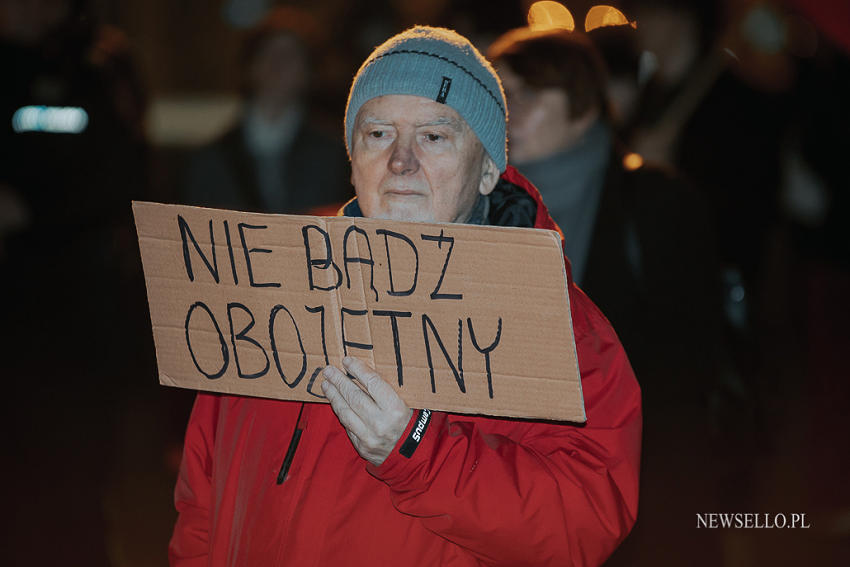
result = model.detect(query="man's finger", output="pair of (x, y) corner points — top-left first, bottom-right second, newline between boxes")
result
(323, 364), (383, 422)
(342, 356), (404, 412)
(321, 371), (371, 440)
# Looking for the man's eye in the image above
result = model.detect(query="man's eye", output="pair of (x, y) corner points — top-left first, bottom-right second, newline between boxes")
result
(424, 133), (443, 142)
(369, 130), (385, 138)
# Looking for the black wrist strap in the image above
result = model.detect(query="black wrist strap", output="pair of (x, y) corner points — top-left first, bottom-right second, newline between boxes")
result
(399, 409), (432, 458)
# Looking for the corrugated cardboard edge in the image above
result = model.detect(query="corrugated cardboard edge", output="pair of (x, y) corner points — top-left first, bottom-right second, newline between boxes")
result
(545, 229), (587, 423)
(159, 371), (180, 388)
(132, 201), (173, 396)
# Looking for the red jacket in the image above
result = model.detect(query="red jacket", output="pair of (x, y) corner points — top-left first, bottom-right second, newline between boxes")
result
(169, 167), (642, 567)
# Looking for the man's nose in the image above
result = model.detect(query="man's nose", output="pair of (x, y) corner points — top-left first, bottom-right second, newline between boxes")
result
(388, 136), (420, 176)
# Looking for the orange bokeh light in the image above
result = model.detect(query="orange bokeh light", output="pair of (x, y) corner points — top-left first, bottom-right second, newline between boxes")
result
(585, 5), (637, 32)
(527, 1), (575, 32)
(622, 152), (644, 171)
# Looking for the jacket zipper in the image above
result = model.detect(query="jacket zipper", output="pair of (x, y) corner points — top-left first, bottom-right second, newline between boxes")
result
(277, 402), (306, 484)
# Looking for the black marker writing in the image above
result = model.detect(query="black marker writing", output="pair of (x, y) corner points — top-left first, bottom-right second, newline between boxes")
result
(421, 230), (462, 300)
(373, 310), (412, 386)
(304, 305), (330, 398)
(238, 223), (280, 288)
(341, 307), (373, 356)
(223, 220), (238, 285)
(467, 317), (503, 399)
(179, 215), (219, 283)
(422, 314), (464, 393)
(303, 224), (342, 291)
(343, 224), (379, 301)
(377, 229), (419, 297)
(227, 302), (270, 379)
(269, 304), (307, 388)
(185, 301), (228, 379)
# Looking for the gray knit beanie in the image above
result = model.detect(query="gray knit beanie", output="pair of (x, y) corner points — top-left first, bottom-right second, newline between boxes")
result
(345, 26), (507, 172)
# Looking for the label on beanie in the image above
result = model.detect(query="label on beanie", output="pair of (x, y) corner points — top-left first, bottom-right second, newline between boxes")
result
(436, 76), (452, 104)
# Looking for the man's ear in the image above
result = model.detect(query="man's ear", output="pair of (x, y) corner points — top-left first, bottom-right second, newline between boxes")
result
(478, 155), (500, 196)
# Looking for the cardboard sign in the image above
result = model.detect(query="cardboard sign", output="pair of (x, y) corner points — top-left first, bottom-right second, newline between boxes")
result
(132, 201), (585, 422)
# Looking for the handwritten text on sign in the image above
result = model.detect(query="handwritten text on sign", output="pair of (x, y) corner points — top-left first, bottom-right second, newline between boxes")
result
(132, 202), (585, 421)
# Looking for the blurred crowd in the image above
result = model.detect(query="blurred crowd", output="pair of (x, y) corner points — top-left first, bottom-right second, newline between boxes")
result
(1, 0), (848, 565)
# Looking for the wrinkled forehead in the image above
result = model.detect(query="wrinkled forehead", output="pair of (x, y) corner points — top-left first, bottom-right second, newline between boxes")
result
(354, 95), (472, 132)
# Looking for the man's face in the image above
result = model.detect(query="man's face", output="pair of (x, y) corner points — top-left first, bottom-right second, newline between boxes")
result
(350, 95), (497, 223)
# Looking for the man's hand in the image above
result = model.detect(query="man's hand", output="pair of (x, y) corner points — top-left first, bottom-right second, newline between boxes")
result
(321, 356), (414, 466)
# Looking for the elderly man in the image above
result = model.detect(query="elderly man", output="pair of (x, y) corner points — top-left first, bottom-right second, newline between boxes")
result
(169, 26), (641, 567)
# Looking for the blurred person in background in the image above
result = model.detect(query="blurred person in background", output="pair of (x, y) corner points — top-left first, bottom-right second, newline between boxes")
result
(180, 6), (351, 214)
(584, 17), (644, 139)
(620, 2), (850, 561)
(623, 0), (792, 357)
(488, 27), (734, 566)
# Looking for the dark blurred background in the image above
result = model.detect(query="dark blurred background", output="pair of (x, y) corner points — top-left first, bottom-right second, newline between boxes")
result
(1, 0), (848, 565)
